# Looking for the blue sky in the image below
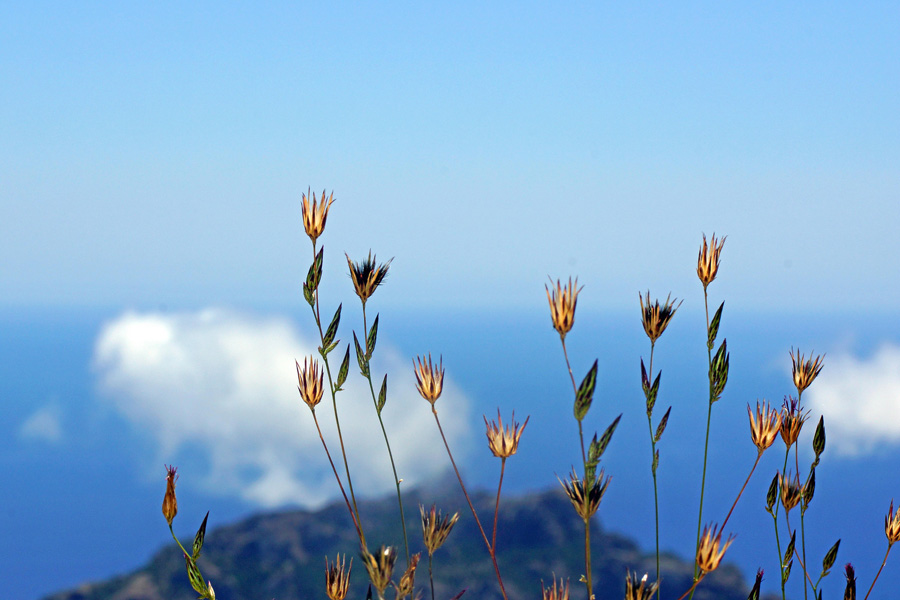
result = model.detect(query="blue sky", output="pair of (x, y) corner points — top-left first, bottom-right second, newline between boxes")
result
(3, 3), (900, 599)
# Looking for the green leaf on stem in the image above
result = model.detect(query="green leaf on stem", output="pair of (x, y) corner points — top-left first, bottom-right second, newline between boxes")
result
(822, 539), (840, 576)
(192, 512), (209, 560)
(302, 282), (314, 307)
(366, 314), (379, 358)
(574, 360), (598, 422)
(377, 374), (387, 414)
(323, 304), (342, 348)
(803, 468), (816, 511)
(185, 554), (207, 596)
(766, 473), (779, 513)
(336, 345), (350, 390)
(813, 416), (826, 458)
(707, 301), (724, 350)
(593, 414), (622, 459)
(353, 332), (369, 377)
(784, 529), (797, 566)
(654, 406), (671, 443)
(306, 248), (324, 292)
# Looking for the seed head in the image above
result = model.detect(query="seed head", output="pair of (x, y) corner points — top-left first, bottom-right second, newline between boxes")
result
(639, 292), (682, 343)
(779, 471), (803, 514)
(748, 401), (782, 453)
(484, 410), (529, 458)
(420, 504), (459, 554)
(301, 188), (335, 246)
(790, 348), (825, 396)
(696, 523), (734, 574)
(361, 545), (397, 599)
(546, 277), (582, 339)
(559, 468), (610, 520)
(325, 554), (352, 600)
(780, 396), (809, 447)
(296, 357), (324, 410)
(541, 577), (569, 600)
(394, 552), (420, 600)
(697, 234), (726, 288)
(346, 251), (392, 306)
(413, 354), (444, 405)
(624, 572), (659, 600)
(162, 464), (178, 526)
(886, 500), (900, 545)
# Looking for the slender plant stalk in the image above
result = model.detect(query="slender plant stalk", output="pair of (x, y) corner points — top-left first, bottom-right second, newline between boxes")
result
(771, 509), (787, 600)
(168, 523), (190, 558)
(360, 304), (411, 565)
(721, 452), (761, 531)
(691, 288), (715, 595)
(644, 343), (661, 599)
(795, 391), (809, 600)
(311, 410), (363, 542)
(784, 512), (821, 592)
(432, 408), (509, 600)
(863, 544), (894, 600)
(492, 458), (507, 553)
(428, 553), (436, 600)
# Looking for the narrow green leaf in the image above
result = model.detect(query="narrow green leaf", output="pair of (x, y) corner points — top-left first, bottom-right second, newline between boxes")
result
(822, 539), (841, 575)
(587, 433), (601, 465)
(574, 360), (598, 422)
(783, 559), (793, 583)
(746, 569), (762, 600)
(353, 332), (368, 377)
(707, 301), (725, 350)
(594, 414), (622, 458)
(803, 468), (816, 510)
(192, 512), (209, 560)
(366, 314), (379, 358)
(648, 371), (661, 414)
(766, 473), (779, 512)
(654, 406), (671, 443)
(185, 554), (206, 596)
(813, 416), (826, 457)
(306, 248), (324, 292)
(302, 282), (314, 307)
(324, 340), (340, 356)
(652, 448), (659, 473)
(784, 530), (797, 565)
(377, 374), (387, 414)
(640, 358), (650, 396)
(336, 345), (350, 389)
(323, 303), (342, 348)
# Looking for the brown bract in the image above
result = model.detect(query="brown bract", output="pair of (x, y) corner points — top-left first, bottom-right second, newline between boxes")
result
(413, 354), (444, 405)
(361, 545), (397, 598)
(624, 572), (658, 600)
(559, 469), (610, 520)
(886, 500), (900, 545)
(779, 471), (803, 513)
(546, 277), (581, 339)
(296, 357), (324, 409)
(325, 554), (352, 600)
(394, 552), (420, 599)
(541, 577), (569, 600)
(639, 291), (682, 343)
(420, 504), (459, 554)
(301, 188), (335, 246)
(484, 410), (529, 458)
(780, 396), (809, 447)
(346, 252), (392, 305)
(696, 523), (734, 574)
(697, 234), (726, 288)
(748, 401), (782, 453)
(790, 348), (825, 395)
(162, 464), (178, 525)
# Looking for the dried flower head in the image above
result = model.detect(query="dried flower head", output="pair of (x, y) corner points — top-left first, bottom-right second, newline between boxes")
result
(886, 500), (900, 545)
(413, 354), (444, 405)
(301, 188), (335, 246)
(325, 554), (352, 600)
(162, 464), (178, 526)
(748, 401), (782, 453)
(790, 348), (825, 396)
(780, 396), (809, 447)
(697, 234), (726, 288)
(546, 277), (582, 339)
(346, 251), (392, 305)
(844, 564), (856, 600)
(394, 552), (420, 600)
(559, 469), (610, 520)
(696, 523), (734, 574)
(624, 572), (659, 600)
(639, 292), (682, 343)
(361, 545), (397, 599)
(779, 471), (803, 513)
(296, 357), (324, 410)
(484, 410), (529, 458)
(541, 577), (569, 600)
(420, 504), (459, 554)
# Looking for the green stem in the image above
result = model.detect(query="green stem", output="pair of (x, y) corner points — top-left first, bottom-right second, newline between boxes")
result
(691, 287), (714, 597)
(428, 552), (435, 600)
(492, 458), (506, 553)
(771, 510), (787, 600)
(863, 543), (894, 600)
(312, 410), (363, 543)
(645, 343), (661, 600)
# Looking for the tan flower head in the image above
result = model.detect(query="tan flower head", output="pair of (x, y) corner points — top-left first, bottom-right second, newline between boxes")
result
(559, 469), (610, 520)
(484, 410), (529, 458)
(346, 252), (392, 305)
(639, 292), (682, 343)
(624, 572), (659, 600)
(420, 504), (459, 554)
(296, 357), (324, 410)
(546, 277), (582, 339)
(361, 545), (397, 598)
(696, 523), (734, 574)
(541, 577), (569, 600)
(697, 234), (726, 288)
(413, 354), (444, 405)
(748, 401), (782, 453)
(780, 396), (809, 447)
(394, 552), (420, 600)
(790, 348), (825, 395)
(301, 188), (335, 246)
(886, 500), (900, 545)
(325, 554), (352, 600)
(779, 471), (803, 513)
(162, 464), (178, 526)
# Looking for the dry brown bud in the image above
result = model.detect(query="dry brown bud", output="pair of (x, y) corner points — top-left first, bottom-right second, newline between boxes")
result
(790, 348), (825, 396)
(296, 357), (324, 410)
(624, 572), (659, 600)
(696, 523), (734, 574)
(325, 554), (352, 600)
(413, 354), (444, 405)
(748, 401), (782, 453)
(541, 577), (570, 600)
(886, 500), (900, 545)
(484, 410), (529, 458)
(420, 504), (459, 554)
(361, 545), (397, 599)
(162, 464), (178, 526)
(301, 188), (335, 246)
(697, 234), (726, 288)
(780, 396), (809, 448)
(546, 277), (581, 339)
(346, 252), (392, 306)
(394, 553), (420, 600)
(559, 469), (610, 520)
(779, 471), (803, 513)
(639, 292), (682, 343)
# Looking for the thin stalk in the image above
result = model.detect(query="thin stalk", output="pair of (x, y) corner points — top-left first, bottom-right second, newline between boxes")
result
(863, 544), (894, 600)
(771, 509), (787, 600)
(721, 452), (762, 531)
(561, 339), (587, 465)
(676, 574), (706, 600)
(784, 512), (820, 592)
(795, 392), (809, 600)
(432, 408), (508, 600)
(428, 552), (436, 600)
(312, 410), (363, 543)
(691, 288), (714, 594)
(168, 523), (191, 558)
(645, 343), (661, 600)
(492, 458), (506, 553)
(361, 305), (410, 566)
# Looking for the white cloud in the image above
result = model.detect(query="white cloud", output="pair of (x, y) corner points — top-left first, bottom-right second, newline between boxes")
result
(93, 308), (470, 508)
(805, 343), (900, 455)
(19, 404), (63, 443)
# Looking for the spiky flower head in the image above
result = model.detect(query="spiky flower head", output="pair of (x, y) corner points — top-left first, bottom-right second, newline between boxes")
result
(639, 292), (682, 343)
(361, 545), (397, 599)
(790, 348), (825, 396)
(546, 277), (582, 339)
(559, 468), (610, 520)
(624, 572), (659, 600)
(696, 523), (734, 574)
(346, 251), (392, 306)
(296, 357), (324, 410)
(420, 504), (459, 554)
(325, 554), (352, 600)
(393, 552), (420, 600)
(541, 577), (569, 600)
(301, 188), (335, 246)
(844, 564), (856, 600)
(780, 396), (809, 447)
(885, 500), (900, 545)
(162, 464), (178, 526)
(484, 410), (529, 458)
(779, 471), (803, 513)
(697, 233), (726, 288)
(413, 354), (444, 405)
(748, 401), (782, 453)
